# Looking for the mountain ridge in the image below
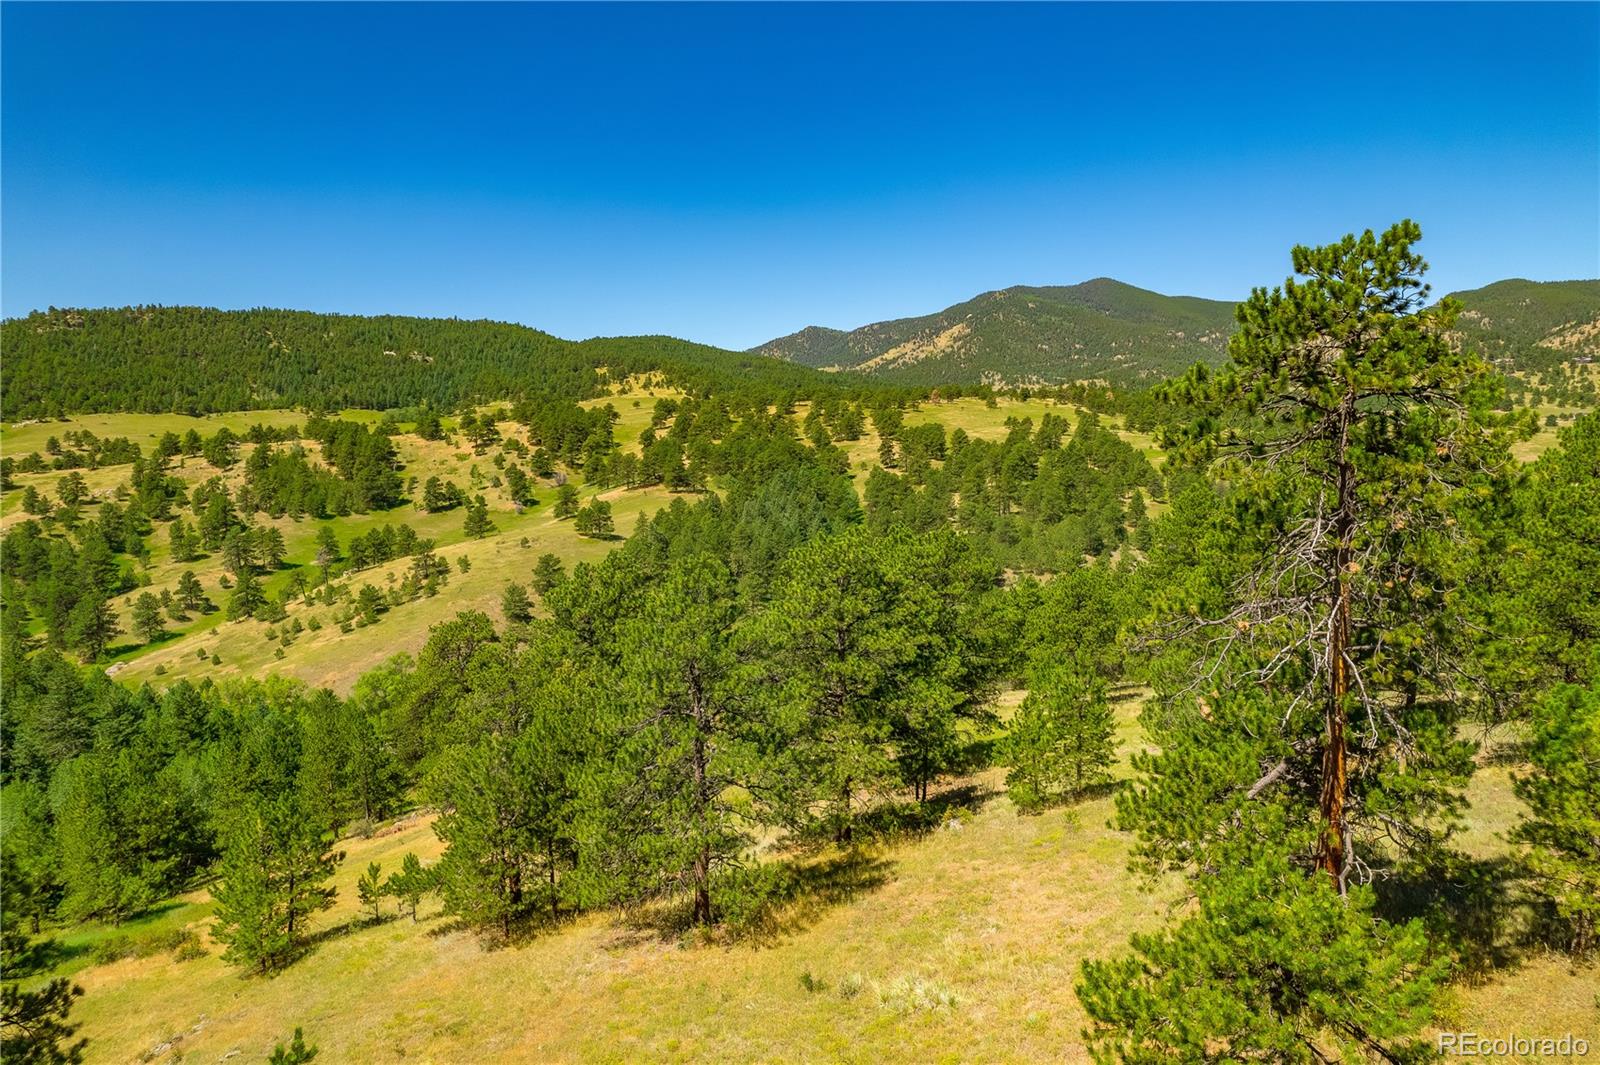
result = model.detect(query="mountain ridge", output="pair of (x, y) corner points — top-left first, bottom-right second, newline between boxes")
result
(753, 276), (1600, 386)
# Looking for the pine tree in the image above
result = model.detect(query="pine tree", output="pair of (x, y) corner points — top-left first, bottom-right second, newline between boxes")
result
(227, 571), (265, 621)
(168, 518), (199, 563)
(573, 500), (614, 539)
(1155, 221), (1518, 889)
(462, 497), (494, 539)
(212, 795), (343, 974)
(1003, 659), (1114, 811)
(431, 638), (599, 934)
(255, 526), (288, 571)
(220, 528), (256, 576)
(176, 571), (208, 614)
(130, 592), (165, 644)
(531, 554), (566, 597)
(267, 1027), (318, 1065)
(1079, 814), (1448, 1063)
(1512, 677), (1600, 954)
(356, 584), (384, 624)
(500, 582), (533, 624)
(356, 862), (386, 923)
(588, 556), (750, 925)
(384, 852), (432, 922)
(552, 484), (580, 519)
(66, 595), (119, 662)
(1079, 223), (1512, 1058)
(1, 917), (85, 1065)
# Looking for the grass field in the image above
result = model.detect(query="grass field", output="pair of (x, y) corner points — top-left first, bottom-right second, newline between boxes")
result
(40, 694), (1596, 1064)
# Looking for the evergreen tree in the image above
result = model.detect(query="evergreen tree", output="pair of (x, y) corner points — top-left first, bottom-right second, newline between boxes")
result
(552, 484), (580, 519)
(212, 794), (343, 974)
(500, 582), (533, 624)
(462, 497), (494, 539)
(573, 500), (614, 539)
(176, 571), (208, 614)
(384, 852), (433, 923)
(167, 519), (200, 563)
(1079, 816), (1448, 1064)
(1002, 659), (1114, 811)
(1, 919), (85, 1065)
(255, 526), (288, 571)
(267, 1027), (318, 1065)
(130, 592), (166, 644)
(356, 584), (384, 624)
(221, 529), (256, 576)
(431, 637), (600, 934)
(356, 862), (386, 923)
(1512, 677), (1600, 954)
(1080, 223), (1512, 1057)
(313, 527), (340, 583)
(66, 595), (119, 662)
(531, 554), (566, 598)
(227, 571), (266, 621)
(587, 556), (750, 925)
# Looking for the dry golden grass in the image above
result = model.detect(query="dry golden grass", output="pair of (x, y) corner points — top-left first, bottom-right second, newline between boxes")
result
(54, 695), (1594, 1064)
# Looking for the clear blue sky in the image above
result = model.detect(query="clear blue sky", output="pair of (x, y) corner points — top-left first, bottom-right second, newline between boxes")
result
(3, 3), (1596, 349)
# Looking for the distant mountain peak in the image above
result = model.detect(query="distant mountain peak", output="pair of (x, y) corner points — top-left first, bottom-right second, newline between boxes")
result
(750, 278), (1238, 386)
(752, 277), (1600, 387)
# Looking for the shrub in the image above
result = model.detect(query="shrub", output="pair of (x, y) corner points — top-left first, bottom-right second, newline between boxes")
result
(90, 936), (136, 965)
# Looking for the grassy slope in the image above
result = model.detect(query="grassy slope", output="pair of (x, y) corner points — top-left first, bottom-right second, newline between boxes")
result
(3, 395), (1160, 693)
(50, 695), (1597, 1064)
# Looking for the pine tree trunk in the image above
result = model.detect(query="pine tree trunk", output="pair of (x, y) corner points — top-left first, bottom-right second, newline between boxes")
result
(1317, 401), (1355, 893)
(689, 664), (714, 927)
(835, 779), (853, 845)
(548, 838), (558, 920)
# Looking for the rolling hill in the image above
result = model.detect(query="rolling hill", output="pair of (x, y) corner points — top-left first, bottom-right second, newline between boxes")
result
(754, 277), (1600, 387)
(0, 307), (857, 419)
(1444, 278), (1600, 373)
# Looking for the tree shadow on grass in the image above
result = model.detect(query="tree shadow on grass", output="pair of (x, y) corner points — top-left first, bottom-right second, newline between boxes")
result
(611, 847), (898, 949)
(1010, 779), (1122, 816)
(830, 781), (1000, 845)
(1374, 851), (1538, 982)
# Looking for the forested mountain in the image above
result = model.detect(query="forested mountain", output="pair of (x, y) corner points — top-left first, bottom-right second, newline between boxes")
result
(754, 276), (1600, 388)
(1444, 278), (1600, 373)
(753, 279), (1238, 386)
(0, 307), (868, 419)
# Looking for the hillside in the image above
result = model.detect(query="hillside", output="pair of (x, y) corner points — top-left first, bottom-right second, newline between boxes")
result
(1445, 278), (1600, 373)
(0, 307), (853, 419)
(755, 276), (1600, 388)
(753, 279), (1237, 387)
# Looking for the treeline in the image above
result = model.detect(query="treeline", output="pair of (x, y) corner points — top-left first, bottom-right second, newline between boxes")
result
(0, 307), (924, 419)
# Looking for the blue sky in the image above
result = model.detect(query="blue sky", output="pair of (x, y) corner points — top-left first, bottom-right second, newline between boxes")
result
(3, 3), (1596, 350)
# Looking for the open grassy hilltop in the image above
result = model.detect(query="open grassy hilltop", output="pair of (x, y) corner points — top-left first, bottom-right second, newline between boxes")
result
(35, 694), (1597, 1065)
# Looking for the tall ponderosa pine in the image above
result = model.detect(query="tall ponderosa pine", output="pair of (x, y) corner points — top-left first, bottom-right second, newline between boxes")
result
(1080, 223), (1511, 1059)
(1151, 221), (1519, 889)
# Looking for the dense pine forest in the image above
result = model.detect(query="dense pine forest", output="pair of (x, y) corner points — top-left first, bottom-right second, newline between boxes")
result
(2, 224), (1597, 1063)
(0, 308), (928, 419)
